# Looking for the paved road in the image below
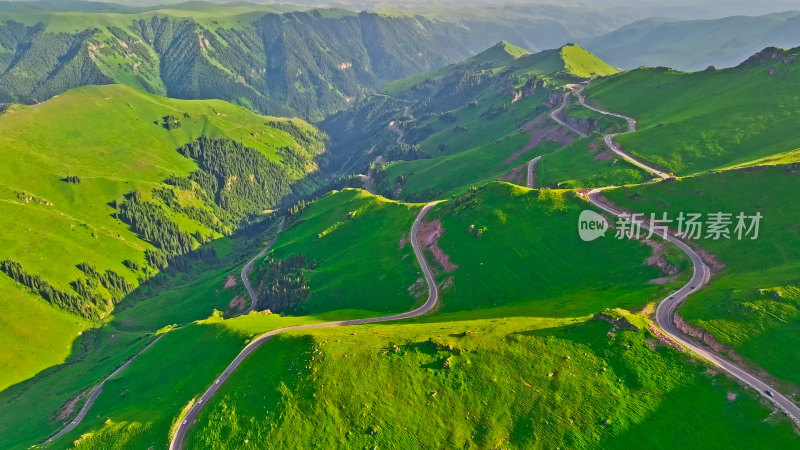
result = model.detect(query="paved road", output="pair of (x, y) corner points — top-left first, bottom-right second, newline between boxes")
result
(43, 335), (165, 444)
(549, 92), (588, 138)
(527, 156), (541, 189)
(586, 189), (800, 425)
(169, 201), (442, 449)
(43, 219), (288, 445)
(570, 84), (671, 180)
(242, 218), (286, 313)
(529, 95), (800, 423)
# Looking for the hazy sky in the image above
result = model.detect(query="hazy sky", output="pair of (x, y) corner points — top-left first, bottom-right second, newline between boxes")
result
(95, 0), (800, 18)
(250, 0), (799, 18)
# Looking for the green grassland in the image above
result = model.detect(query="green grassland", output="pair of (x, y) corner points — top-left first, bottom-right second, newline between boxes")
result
(412, 93), (550, 158)
(557, 44), (620, 79)
(585, 49), (800, 175)
(605, 165), (800, 388)
(0, 84), (318, 390)
(429, 182), (681, 316)
(12, 177), (795, 449)
(187, 311), (798, 448)
(264, 189), (423, 316)
(0, 223), (282, 448)
(183, 181), (797, 448)
(537, 138), (649, 189)
(49, 313), (323, 450)
(0, 276), (88, 391)
(381, 132), (561, 201)
(0, 189), (419, 448)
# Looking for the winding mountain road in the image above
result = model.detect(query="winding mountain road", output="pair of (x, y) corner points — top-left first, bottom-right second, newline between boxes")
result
(549, 92), (587, 138)
(43, 335), (164, 444)
(242, 219), (286, 313)
(527, 156), (541, 189)
(586, 189), (800, 425)
(535, 85), (800, 424)
(42, 220), (288, 446)
(169, 201), (442, 449)
(570, 84), (671, 180)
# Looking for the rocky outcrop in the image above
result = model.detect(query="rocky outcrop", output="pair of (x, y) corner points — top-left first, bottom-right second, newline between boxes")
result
(565, 116), (599, 135)
(739, 46), (798, 66)
(647, 324), (684, 351)
(784, 163), (800, 174)
(543, 92), (564, 108)
(593, 311), (639, 334)
(673, 313), (736, 356)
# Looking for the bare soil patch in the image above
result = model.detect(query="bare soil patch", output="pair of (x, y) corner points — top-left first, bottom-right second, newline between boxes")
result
(419, 218), (459, 272)
(228, 295), (247, 312)
(224, 275), (237, 289)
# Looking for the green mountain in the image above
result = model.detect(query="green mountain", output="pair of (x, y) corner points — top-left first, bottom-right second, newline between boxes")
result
(585, 45), (800, 175)
(0, 84), (324, 389)
(0, 1), (643, 120)
(586, 11), (800, 71)
(20, 185), (796, 449)
(323, 42), (617, 200)
(607, 165), (800, 390)
(4, 38), (800, 449)
(0, 6), (475, 120)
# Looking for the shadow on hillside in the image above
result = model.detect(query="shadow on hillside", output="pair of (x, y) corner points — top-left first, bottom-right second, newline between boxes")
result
(0, 214), (282, 445)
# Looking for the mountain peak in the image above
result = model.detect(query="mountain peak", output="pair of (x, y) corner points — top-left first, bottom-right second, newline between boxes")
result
(470, 41), (532, 66)
(558, 44), (618, 78)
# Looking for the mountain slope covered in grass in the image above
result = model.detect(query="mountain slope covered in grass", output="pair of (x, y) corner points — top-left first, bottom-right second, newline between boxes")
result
(585, 46), (800, 175)
(0, 1), (634, 120)
(0, 84), (325, 390)
(0, 7), (475, 119)
(606, 165), (800, 390)
(182, 183), (795, 448)
(325, 42), (617, 199)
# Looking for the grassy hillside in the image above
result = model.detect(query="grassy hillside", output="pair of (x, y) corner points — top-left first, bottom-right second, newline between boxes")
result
(585, 48), (800, 175)
(379, 132), (560, 201)
(0, 276), (88, 391)
(559, 44), (620, 78)
(537, 139), (648, 189)
(188, 316), (798, 448)
(0, 84), (323, 390)
(0, 6), (478, 119)
(606, 165), (800, 387)
(0, 218), (285, 448)
(0, 189), (416, 448)
(177, 179), (798, 448)
(15, 178), (795, 449)
(255, 189), (423, 315)
(326, 43), (616, 198)
(427, 182), (682, 316)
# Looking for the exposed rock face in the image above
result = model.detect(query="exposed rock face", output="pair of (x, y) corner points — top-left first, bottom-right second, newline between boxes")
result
(565, 116), (599, 135)
(673, 313), (735, 355)
(654, 254), (680, 275)
(543, 92), (564, 108)
(647, 324), (684, 351)
(784, 163), (800, 174)
(593, 312), (640, 333)
(739, 46), (798, 66)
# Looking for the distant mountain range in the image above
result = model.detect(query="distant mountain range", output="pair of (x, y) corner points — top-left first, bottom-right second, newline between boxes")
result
(0, 1), (635, 119)
(586, 10), (800, 71)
